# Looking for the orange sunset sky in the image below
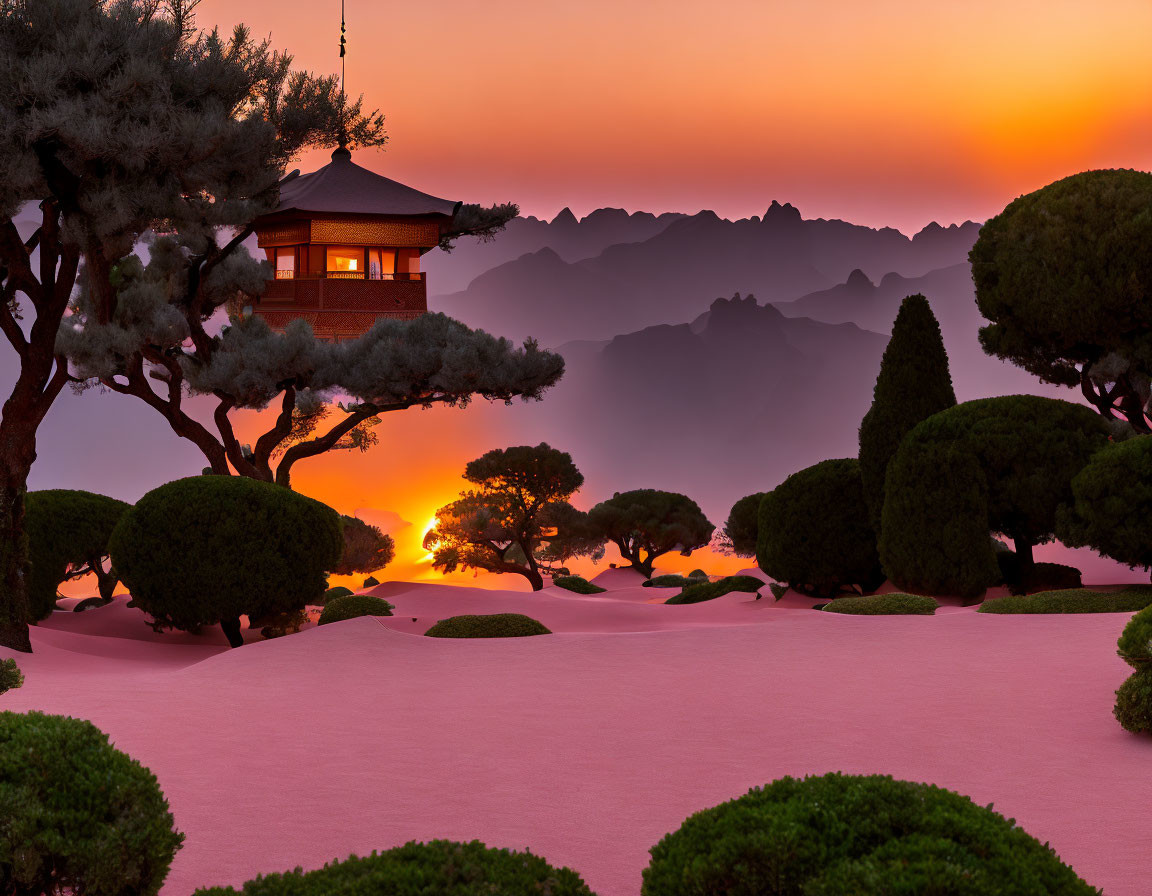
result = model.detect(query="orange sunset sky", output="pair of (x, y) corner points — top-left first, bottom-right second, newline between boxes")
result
(197, 0), (1152, 233)
(169, 0), (1152, 589)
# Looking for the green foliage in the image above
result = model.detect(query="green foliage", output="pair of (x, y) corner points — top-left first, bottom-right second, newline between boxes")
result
(821, 593), (937, 615)
(768, 582), (788, 601)
(588, 490), (714, 579)
(0, 658), (22, 694)
(330, 516), (394, 576)
(362, 576), (380, 588)
(665, 576), (764, 605)
(191, 839), (595, 896)
(858, 294), (957, 535)
(688, 568), (709, 579)
(552, 575), (605, 594)
(1116, 603), (1152, 664)
(317, 594), (395, 625)
(719, 493), (767, 557)
(23, 490), (130, 621)
(643, 574), (707, 588)
(319, 586), (354, 606)
(756, 459), (883, 599)
(425, 614), (551, 639)
(881, 396), (1110, 598)
(1114, 670), (1152, 735)
(109, 477), (343, 645)
(970, 170), (1152, 422)
(0, 710), (184, 896)
(1058, 435), (1152, 575)
(641, 772), (1099, 896)
(979, 587), (1152, 615)
(426, 444), (603, 590)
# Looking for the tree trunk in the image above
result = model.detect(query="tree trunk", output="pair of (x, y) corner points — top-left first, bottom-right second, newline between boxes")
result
(1013, 536), (1035, 571)
(220, 616), (244, 649)
(523, 566), (544, 591)
(0, 477), (31, 652)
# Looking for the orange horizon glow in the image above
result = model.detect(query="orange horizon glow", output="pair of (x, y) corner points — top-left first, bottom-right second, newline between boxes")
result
(194, 0), (1152, 234)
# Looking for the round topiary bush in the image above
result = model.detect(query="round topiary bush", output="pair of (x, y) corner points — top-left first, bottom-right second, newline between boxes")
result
(0, 710), (184, 895)
(191, 839), (596, 896)
(24, 489), (131, 621)
(108, 477), (343, 648)
(317, 594), (395, 625)
(821, 593), (937, 615)
(1114, 670), (1152, 734)
(1117, 603), (1152, 666)
(757, 459), (883, 598)
(643, 574), (706, 589)
(0, 658), (22, 694)
(665, 576), (764, 605)
(425, 614), (552, 639)
(317, 586), (354, 606)
(641, 772), (1098, 896)
(362, 575), (380, 588)
(552, 575), (606, 594)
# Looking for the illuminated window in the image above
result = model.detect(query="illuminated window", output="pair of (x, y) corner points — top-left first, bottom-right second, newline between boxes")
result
(275, 248), (295, 280)
(368, 249), (396, 280)
(326, 246), (364, 278)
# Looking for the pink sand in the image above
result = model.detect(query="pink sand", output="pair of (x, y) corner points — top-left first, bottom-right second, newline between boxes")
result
(2, 581), (1148, 896)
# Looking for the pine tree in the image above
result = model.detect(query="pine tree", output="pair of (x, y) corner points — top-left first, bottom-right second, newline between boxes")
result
(858, 294), (957, 536)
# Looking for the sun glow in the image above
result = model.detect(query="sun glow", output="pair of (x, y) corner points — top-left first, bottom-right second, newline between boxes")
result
(419, 516), (440, 564)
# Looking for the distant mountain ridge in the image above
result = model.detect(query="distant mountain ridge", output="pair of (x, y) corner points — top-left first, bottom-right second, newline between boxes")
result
(430, 203), (981, 347)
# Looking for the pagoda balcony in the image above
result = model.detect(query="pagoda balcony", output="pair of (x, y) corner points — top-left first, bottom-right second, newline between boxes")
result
(252, 273), (429, 340)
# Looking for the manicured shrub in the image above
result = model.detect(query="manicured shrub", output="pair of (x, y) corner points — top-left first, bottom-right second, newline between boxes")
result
(757, 458), (883, 598)
(665, 576), (763, 605)
(688, 568), (709, 579)
(552, 575), (606, 594)
(768, 582), (788, 601)
(1116, 603), (1152, 665)
(858, 294), (957, 535)
(881, 396), (1110, 599)
(979, 588), (1152, 615)
(643, 574), (706, 588)
(1114, 670), (1152, 734)
(1058, 435), (1152, 578)
(998, 555), (1083, 595)
(362, 575), (380, 588)
(108, 477), (343, 648)
(24, 490), (130, 621)
(317, 595), (395, 626)
(641, 772), (1099, 896)
(0, 658), (22, 694)
(317, 586), (354, 606)
(0, 710), (184, 895)
(822, 593), (937, 615)
(191, 839), (596, 896)
(425, 614), (551, 638)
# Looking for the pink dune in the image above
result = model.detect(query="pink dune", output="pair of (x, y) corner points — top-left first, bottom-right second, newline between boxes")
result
(2, 581), (1148, 896)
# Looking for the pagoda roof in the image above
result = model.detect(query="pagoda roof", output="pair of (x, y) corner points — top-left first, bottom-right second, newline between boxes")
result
(274, 146), (460, 218)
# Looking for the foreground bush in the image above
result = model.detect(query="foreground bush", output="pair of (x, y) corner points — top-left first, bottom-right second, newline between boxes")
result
(552, 575), (605, 594)
(643, 574), (707, 588)
(821, 593), (937, 615)
(996, 555), (1083, 595)
(1117, 603), (1152, 665)
(425, 614), (551, 638)
(24, 490), (130, 621)
(757, 458), (883, 598)
(665, 576), (763, 605)
(0, 658), (22, 694)
(317, 595), (395, 625)
(641, 772), (1098, 895)
(0, 710), (183, 895)
(192, 839), (596, 896)
(1114, 670), (1152, 735)
(109, 477), (343, 648)
(979, 588), (1152, 615)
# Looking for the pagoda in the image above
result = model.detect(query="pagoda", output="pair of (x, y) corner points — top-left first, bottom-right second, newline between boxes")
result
(248, 145), (460, 340)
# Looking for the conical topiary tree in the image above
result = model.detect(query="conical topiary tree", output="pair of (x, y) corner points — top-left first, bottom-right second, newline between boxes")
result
(858, 294), (957, 535)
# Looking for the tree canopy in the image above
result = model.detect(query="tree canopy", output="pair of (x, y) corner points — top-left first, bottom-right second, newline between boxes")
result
(718, 492), (767, 558)
(858, 294), (956, 535)
(587, 489), (713, 579)
(971, 168), (1152, 432)
(424, 444), (604, 591)
(331, 516), (395, 577)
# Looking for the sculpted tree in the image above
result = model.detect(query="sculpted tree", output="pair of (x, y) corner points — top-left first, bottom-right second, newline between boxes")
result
(0, 0), (547, 651)
(858, 294), (956, 534)
(588, 489), (714, 579)
(424, 444), (604, 591)
(971, 169), (1152, 432)
(331, 516), (395, 577)
(717, 492), (767, 558)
